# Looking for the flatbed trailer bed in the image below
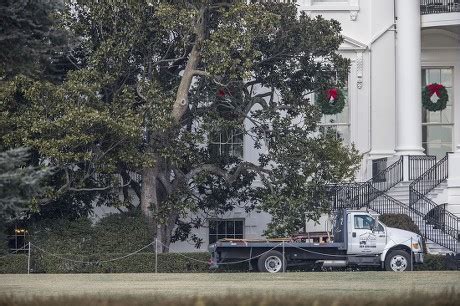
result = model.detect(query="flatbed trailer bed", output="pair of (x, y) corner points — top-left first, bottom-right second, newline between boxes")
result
(210, 239), (349, 268)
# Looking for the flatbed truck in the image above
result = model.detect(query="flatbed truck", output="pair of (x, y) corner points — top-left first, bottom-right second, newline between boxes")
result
(208, 209), (424, 272)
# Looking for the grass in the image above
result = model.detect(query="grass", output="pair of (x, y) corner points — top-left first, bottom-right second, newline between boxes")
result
(0, 272), (459, 305)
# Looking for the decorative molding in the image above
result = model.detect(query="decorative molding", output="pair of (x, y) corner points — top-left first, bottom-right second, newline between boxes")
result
(300, 0), (360, 20)
(355, 51), (363, 89)
(350, 10), (358, 21)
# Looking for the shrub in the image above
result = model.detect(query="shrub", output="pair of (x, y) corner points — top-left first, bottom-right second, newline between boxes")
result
(0, 254), (28, 273)
(379, 214), (422, 236)
(379, 213), (428, 251)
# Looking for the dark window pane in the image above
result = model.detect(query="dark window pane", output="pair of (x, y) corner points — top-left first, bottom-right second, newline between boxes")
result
(218, 221), (226, 235)
(235, 221), (244, 235)
(227, 221), (235, 235)
(209, 235), (217, 244)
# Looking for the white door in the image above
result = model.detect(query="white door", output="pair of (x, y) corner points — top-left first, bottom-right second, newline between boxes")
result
(348, 214), (386, 254)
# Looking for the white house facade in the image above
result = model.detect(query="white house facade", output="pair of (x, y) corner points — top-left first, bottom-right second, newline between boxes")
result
(160, 0), (460, 254)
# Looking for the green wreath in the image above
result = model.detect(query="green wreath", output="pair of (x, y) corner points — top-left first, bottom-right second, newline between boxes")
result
(316, 88), (345, 115)
(422, 83), (448, 112)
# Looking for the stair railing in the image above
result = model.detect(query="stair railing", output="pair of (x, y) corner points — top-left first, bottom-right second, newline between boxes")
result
(408, 153), (459, 253)
(408, 155), (436, 180)
(328, 157), (404, 210)
(368, 156), (404, 192)
(412, 196), (459, 253)
(369, 185), (458, 253)
(409, 153), (449, 207)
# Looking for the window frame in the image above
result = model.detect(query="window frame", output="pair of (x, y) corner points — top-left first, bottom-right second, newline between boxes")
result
(208, 218), (245, 244)
(208, 127), (245, 158)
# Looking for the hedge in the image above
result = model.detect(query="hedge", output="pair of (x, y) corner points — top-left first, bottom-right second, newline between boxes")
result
(0, 213), (252, 274)
(379, 214), (422, 236)
(0, 252), (212, 274)
(0, 254), (28, 273)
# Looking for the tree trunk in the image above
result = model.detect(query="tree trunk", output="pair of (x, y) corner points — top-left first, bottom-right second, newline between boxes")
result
(159, 212), (179, 253)
(172, 7), (206, 123)
(140, 166), (163, 251)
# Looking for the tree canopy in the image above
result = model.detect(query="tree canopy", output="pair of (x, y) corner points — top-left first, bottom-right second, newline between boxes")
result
(0, 1), (360, 250)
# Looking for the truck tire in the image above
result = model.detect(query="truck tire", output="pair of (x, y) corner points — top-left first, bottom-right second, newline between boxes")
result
(257, 250), (286, 273)
(385, 250), (412, 272)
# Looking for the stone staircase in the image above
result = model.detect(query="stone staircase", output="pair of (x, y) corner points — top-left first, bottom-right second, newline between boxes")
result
(386, 181), (448, 206)
(331, 154), (458, 254)
(378, 180), (456, 254)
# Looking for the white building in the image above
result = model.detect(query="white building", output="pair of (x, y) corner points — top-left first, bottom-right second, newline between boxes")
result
(170, 0), (460, 254)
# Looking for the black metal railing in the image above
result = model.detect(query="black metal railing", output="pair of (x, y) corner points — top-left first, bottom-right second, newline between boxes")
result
(411, 195), (459, 252)
(368, 156), (403, 192)
(409, 155), (437, 180)
(369, 188), (458, 253)
(328, 183), (369, 210)
(329, 157), (404, 210)
(421, 0), (460, 14)
(369, 192), (423, 224)
(409, 154), (449, 207)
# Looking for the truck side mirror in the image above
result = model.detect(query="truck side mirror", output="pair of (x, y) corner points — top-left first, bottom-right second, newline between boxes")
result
(372, 215), (380, 232)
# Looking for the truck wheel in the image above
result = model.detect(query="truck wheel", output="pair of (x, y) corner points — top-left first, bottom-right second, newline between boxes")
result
(385, 250), (412, 272)
(257, 250), (286, 273)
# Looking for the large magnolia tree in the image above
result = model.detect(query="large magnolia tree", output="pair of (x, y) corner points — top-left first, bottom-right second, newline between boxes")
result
(0, 1), (360, 251)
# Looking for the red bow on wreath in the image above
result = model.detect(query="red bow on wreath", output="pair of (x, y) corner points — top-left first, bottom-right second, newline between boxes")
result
(427, 83), (444, 97)
(217, 89), (226, 97)
(326, 88), (338, 101)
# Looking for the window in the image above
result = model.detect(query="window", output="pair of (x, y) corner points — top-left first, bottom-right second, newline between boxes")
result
(317, 85), (350, 144)
(209, 128), (244, 158)
(208, 219), (244, 244)
(421, 68), (454, 159)
(354, 215), (375, 230)
(372, 158), (387, 182)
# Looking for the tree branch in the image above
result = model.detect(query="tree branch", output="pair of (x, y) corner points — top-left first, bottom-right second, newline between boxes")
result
(185, 162), (271, 185)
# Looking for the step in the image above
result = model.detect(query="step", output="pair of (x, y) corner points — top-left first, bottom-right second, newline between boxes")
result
(425, 240), (457, 255)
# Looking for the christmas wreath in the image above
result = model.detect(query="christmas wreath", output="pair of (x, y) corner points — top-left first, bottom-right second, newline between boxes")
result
(422, 83), (448, 112)
(316, 88), (345, 115)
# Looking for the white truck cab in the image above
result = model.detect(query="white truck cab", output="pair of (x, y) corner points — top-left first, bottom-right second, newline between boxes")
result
(342, 210), (424, 271)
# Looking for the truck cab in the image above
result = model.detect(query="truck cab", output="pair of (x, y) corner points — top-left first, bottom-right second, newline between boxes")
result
(338, 210), (424, 271)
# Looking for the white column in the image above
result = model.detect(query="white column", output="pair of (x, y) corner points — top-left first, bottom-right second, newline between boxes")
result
(395, 0), (424, 156)
(448, 145), (460, 217)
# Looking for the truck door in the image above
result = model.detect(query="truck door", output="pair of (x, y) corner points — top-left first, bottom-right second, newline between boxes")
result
(348, 213), (386, 254)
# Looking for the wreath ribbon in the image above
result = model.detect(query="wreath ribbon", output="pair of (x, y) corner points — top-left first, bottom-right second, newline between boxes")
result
(427, 84), (444, 97)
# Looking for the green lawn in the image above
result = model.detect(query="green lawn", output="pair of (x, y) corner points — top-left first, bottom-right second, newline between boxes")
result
(0, 272), (459, 299)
